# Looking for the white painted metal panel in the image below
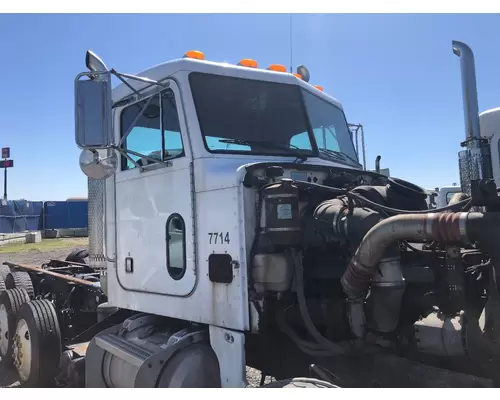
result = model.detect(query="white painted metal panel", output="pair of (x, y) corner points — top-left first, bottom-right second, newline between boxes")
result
(194, 184), (249, 329)
(114, 163), (195, 296)
(113, 80), (196, 297)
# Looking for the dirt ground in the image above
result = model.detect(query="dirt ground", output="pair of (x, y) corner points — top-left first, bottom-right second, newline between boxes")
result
(0, 238), (268, 388)
(0, 239), (493, 388)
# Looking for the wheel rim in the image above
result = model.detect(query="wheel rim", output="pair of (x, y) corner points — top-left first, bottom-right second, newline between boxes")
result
(0, 304), (9, 356)
(13, 319), (31, 381)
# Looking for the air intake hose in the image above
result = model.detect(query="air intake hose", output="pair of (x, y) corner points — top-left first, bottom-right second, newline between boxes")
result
(314, 198), (394, 253)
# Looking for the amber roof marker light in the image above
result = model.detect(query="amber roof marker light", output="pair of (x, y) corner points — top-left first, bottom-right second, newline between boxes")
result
(238, 59), (258, 68)
(184, 50), (205, 60)
(267, 64), (287, 73)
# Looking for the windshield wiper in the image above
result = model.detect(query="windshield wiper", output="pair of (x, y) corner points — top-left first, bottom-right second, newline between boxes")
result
(318, 148), (362, 168)
(219, 139), (308, 163)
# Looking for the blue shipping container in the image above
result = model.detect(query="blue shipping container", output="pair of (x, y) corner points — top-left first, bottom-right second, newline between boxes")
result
(0, 200), (44, 233)
(44, 201), (88, 230)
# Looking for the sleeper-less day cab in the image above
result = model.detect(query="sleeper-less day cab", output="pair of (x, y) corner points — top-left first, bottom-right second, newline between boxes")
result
(76, 51), (364, 387)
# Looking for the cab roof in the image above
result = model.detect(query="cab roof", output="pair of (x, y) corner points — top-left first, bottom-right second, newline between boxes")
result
(112, 57), (344, 110)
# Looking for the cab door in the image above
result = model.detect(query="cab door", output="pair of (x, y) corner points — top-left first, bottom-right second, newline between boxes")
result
(113, 81), (196, 297)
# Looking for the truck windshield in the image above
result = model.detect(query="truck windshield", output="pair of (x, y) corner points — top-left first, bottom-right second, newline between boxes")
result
(296, 90), (359, 164)
(189, 72), (358, 166)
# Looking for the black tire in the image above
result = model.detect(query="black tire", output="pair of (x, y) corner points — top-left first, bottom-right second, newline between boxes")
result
(0, 288), (30, 367)
(65, 248), (89, 264)
(259, 377), (339, 388)
(4, 271), (35, 299)
(14, 299), (62, 387)
(0, 277), (6, 293)
(0, 264), (11, 280)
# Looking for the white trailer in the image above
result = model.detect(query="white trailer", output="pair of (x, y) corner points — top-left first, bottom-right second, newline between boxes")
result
(479, 106), (500, 187)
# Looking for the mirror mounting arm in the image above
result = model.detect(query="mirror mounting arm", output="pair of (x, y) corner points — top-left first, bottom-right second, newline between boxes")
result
(111, 69), (170, 99)
(113, 146), (142, 169)
(118, 94), (156, 147)
(112, 69), (141, 97)
(113, 146), (173, 171)
(115, 146), (165, 165)
(112, 70), (169, 87)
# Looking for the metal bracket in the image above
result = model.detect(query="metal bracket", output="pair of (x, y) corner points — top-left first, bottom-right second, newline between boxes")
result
(470, 179), (500, 210)
(209, 326), (247, 388)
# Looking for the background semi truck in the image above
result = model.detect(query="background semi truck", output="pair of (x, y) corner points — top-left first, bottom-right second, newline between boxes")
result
(426, 107), (500, 210)
(5, 39), (500, 388)
(426, 186), (461, 209)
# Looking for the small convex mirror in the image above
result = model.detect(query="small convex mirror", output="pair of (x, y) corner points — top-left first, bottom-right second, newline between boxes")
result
(79, 149), (117, 180)
(75, 77), (113, 149)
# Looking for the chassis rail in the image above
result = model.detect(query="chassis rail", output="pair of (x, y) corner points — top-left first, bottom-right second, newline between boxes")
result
(4, 261), (100, 288)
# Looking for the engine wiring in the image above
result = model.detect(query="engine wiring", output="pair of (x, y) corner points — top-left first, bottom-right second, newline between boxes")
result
(291, 180), (471, 215)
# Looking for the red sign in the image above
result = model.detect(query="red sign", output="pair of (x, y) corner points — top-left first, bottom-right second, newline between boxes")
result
(1, 147), (9, 159)
(0, 160), (13, 168)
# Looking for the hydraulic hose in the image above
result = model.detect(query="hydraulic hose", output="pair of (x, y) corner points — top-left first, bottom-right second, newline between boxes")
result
(290, 249), (352, 355)
(275, 310), (337, 357)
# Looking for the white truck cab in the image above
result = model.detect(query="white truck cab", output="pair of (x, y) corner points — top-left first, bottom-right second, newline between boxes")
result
(435, 186), (462, 208)
(75, 50), (373, 387)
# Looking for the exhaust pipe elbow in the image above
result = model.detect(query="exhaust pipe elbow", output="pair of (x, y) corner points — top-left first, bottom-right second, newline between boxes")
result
(341, 212), (472, 299)
(452, 40), (481, 141)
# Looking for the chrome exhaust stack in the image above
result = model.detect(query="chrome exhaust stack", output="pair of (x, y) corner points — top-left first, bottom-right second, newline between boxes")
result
(452, 41), (481, 141)
(452, 40), (493, 194)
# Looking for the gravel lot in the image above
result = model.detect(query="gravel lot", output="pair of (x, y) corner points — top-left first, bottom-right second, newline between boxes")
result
(0, 240), (267, 388)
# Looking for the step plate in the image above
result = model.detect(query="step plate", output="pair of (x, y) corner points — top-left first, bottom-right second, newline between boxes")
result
(95, 334), (153, 368)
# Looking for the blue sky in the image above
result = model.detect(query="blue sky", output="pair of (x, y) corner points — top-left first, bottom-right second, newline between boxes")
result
(1, 13), (500, 200)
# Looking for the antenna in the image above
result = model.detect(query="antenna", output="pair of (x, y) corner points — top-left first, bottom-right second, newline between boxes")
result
(289, 13), (293, 73)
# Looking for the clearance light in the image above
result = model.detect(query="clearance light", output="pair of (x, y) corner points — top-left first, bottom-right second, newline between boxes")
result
(267, 64), (287, 73)
(314, 85), (324, 92)
(238, 59), (258, 68)
(292, 73), (302, 79)
(184, 50), (205, 60)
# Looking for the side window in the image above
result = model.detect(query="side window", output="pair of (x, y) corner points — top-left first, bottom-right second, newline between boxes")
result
(120, 89), (184, 170)
(166, 214), (186, 280)
(446, 191), (458, 204)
